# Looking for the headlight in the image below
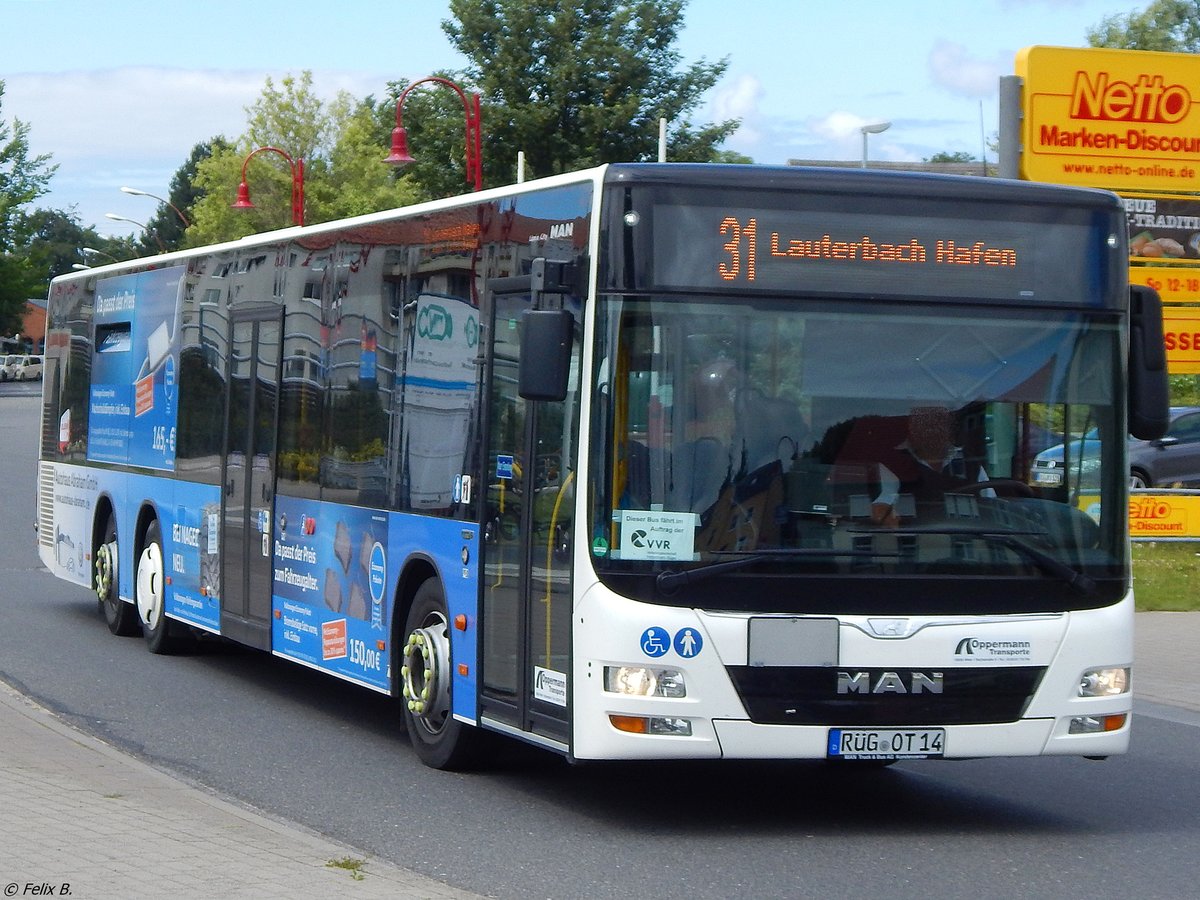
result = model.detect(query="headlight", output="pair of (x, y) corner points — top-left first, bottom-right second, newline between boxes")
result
(604, 665), (686, 697)
(1078, 666), (1130, 697)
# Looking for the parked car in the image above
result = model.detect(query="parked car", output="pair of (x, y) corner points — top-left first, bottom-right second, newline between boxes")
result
(0, 354), (22, 381)
(8, 355), (43, 381)
(1030, 406), (1200, 489)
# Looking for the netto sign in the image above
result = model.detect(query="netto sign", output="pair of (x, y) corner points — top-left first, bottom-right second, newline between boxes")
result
(1017, 46), (1200, 191)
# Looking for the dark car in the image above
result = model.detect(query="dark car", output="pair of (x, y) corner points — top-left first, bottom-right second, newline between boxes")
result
(1030, 406), (1200, 489)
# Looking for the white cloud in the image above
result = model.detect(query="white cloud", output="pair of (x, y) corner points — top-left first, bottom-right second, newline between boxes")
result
(927, 40), (1008, 99)
(4, 66), (387, 234)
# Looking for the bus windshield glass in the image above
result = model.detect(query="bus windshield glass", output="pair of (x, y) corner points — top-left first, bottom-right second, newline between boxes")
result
(589, 294), (1124, 614)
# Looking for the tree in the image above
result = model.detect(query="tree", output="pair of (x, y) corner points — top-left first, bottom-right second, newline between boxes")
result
(924, 151), (977, 164)
(15, 209), (137, 297)
(388, 0), (739, 196)
(138, 139), (228, 255)
(187, 72), (418, 245)
(1088, 0), (1200, 50)
(0, 80), (57, 334)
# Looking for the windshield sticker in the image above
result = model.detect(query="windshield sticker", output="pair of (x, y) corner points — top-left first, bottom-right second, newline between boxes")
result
(618, 510), (697, 561)
(674, 627), (703, 658)
(641, 627), (671, 657)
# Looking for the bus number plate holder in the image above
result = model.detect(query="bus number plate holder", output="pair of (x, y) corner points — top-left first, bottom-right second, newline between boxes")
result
(827, 728), (945, 760)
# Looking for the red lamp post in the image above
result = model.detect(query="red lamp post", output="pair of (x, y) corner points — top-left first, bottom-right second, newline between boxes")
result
(384, 76), (483, 192)
(232, 146), (306, 227)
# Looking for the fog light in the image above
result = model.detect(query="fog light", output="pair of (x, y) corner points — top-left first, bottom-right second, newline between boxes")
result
(608, 714), (693, 736)
(1078, 666), (1130, 697)
(604, 666), (686, 697)
(1069, 714), (1127, 734)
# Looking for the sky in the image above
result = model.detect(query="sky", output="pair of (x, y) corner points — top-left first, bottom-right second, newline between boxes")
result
(1, 0), (1152, 240)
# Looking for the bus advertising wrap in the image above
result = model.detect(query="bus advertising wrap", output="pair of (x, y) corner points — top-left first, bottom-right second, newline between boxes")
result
(271, 496), (390, 691)
(88, 266), (185, 470)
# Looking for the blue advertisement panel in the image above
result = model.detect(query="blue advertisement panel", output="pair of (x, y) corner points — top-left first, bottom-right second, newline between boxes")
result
(272, 496), (390, 691)
(88, 266), (184, 470)
(161, 480), (223, 632)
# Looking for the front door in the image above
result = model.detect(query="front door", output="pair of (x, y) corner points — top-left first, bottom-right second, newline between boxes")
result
(220, 306), (282, 649)
(480, 288), (577, 744)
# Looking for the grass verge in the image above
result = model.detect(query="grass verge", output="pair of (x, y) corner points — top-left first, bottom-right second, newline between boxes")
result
(1132, 542), (1200, 611)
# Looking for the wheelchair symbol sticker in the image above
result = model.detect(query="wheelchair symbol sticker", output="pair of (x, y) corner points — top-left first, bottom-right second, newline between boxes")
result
(640, 627), (670, 658)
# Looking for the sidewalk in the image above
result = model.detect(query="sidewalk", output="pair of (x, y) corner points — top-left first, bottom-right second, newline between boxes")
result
(1133, 611), (1200, 713)
(0, 680), (484, 900)
(2, 613), (1197, 899)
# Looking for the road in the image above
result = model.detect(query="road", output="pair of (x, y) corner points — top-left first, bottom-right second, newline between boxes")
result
(2, 389), (1199, 900)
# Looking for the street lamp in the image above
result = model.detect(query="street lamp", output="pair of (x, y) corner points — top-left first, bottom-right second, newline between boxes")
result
(860, 121), (891, 168)
(232, 146), (305, 227)
(105, 213), (166, 253)
(121, 186), (190, 227)
(384, 76), (483, 192)
(82, 246), (120, 263)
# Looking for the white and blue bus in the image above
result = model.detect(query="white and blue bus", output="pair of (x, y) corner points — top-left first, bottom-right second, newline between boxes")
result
(38, 164), (1168, 768)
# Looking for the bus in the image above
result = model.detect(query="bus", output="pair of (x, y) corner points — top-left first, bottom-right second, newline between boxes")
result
(37, 163), (1169, 769)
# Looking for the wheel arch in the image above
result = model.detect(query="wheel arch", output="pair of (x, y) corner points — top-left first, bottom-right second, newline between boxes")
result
(91, 493), (118, 558)
(133, 501), (162, 567)
(389, 553), (442, 698)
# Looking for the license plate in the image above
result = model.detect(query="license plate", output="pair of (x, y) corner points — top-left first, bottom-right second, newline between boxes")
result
(1034, 471), (1062, 485)
(827, 728), (945, 760)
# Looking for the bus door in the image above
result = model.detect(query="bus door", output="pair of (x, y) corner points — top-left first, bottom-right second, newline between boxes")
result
(481, 262), (577, 746)
(220, 304), (282, 650)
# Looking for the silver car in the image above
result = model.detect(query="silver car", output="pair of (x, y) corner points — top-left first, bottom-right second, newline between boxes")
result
(1030, 406), (1200, 489)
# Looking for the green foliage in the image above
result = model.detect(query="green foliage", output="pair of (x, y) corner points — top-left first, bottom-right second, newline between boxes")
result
(0, 80), (57, 332)
(392, 0), (741, 195)
(1132, 542), (1200, 610)
(138, 140), (228, 255)
(1087, 0), (1200, 51)
(925, 151), (977, 163)
(187, 73), (419, 245)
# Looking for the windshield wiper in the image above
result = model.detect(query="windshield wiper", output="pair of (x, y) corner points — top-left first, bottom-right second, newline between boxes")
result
(855, 525), (1097, 595)
(655, 547), (897, 595)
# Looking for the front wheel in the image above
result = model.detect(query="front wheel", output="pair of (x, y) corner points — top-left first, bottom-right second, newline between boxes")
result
(1130, 470), (1151, 489)
(400, 579), (482, 770)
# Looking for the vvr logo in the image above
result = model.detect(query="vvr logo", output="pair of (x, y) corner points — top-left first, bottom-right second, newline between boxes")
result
(418, 304), (453, 340)
(629, 530), (671, 551)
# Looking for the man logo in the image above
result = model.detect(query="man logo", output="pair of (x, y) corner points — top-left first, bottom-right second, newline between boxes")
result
(836, 671), (944, 695)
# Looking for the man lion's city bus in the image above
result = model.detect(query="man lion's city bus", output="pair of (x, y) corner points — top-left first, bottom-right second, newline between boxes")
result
(37, 164), (1168, 769)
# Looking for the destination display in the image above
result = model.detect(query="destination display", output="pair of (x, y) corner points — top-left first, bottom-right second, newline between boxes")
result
(651, 204), (1109, 304)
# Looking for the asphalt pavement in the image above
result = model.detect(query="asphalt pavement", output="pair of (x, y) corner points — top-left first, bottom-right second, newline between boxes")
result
(1, 611), (1196, 899)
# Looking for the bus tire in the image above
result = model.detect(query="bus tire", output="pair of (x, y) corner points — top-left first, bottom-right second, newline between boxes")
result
(400, 578), (481, 770)
(137, 520), (176, 654)
(96, 513), (139, 636)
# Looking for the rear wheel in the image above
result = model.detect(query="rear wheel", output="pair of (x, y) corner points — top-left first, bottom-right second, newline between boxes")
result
(400, 579), (482, 770)
(1130, 469), (1151, 489)
(96, 514), (139, 636)
(137, 520), (178, 654)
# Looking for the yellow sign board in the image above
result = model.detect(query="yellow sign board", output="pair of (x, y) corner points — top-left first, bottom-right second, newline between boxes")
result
(1017, 46), (1200, 191)
(1129, 266), (1200, 304)
(1161, 306), (1200, 374)
(1078, 492), (1200, 539)
(1129, 493), (1200, 539)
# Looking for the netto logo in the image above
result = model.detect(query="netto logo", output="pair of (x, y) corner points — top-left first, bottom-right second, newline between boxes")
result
(1129, 497), (1173, 519)
(1070, 70), (1192, 124)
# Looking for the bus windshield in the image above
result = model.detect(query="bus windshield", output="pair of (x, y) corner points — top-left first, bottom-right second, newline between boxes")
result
(589, 294), (1124, 614)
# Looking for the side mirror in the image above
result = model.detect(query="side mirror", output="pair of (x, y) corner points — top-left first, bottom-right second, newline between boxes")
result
(1128, 284), (1169, 441)
(519, 309), (574, 401)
